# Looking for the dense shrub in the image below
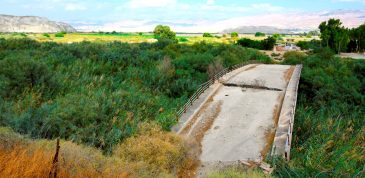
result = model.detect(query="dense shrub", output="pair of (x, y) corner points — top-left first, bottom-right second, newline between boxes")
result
(255, 32), (266, 37)
(0, 58), (57, 98)
(55, 32), (64, 37)
(274, 49), (365, 177)
(0, 38), (271, 154)
(296, 40), (321, 50)
(231, 32), (239, 38)
(203, 32), (213, 37)
(237, 37), (276, 50)
(43, 33), (50, 38)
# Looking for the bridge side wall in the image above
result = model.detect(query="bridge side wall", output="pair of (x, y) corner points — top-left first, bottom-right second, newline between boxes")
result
(271, 64), (303, 160)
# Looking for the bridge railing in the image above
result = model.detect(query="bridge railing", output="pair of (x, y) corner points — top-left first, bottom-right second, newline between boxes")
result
(176, 61), (260, 119)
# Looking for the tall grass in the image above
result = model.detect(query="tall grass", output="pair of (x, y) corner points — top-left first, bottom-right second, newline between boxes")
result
(0, 123), (197, 178)
(0, 38), (271, 153)
(271, 51), (365, 177)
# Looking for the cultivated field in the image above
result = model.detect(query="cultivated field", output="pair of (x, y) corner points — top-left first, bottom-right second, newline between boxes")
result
(0, 32), (317, 44)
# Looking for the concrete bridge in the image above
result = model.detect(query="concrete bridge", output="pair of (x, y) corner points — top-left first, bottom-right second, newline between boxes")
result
(172, 63), (302, 175)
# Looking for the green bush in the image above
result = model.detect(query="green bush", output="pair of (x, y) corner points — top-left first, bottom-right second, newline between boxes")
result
(43, 33), (50, 38)
(203, 32), (213, 37)
(178, 37), (188, 42)
(237, 36), (276, 50)
(255, 32), (266, 37)
(231, 32), (239, 38)
(55, 33), (64, 37)
(277, 49), (365, 177)
(0, 58), (57, 98)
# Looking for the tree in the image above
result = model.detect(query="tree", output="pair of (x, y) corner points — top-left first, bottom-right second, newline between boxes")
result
(203, 32), (213, 37)
(319, 19), (344, 51)
(231, 32), (239, 38)
(261, 36), (276, 50)
(153, 25), (176, 41)
(255, 32), (265, 37)
(272, 33), (281, 40)
(334, 28), (350, 54)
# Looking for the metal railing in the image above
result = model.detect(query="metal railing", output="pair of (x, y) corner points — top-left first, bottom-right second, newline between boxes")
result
(176, 61), (260, 119)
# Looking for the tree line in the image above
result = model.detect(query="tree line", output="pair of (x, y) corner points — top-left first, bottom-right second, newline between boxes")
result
(319, 18), (365, 53)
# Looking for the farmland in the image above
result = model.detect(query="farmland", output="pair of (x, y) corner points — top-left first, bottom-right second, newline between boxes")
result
(0, 32), (316, 44)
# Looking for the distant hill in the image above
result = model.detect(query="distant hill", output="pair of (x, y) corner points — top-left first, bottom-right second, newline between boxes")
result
(0, 14), (76, 33)
(222, 26), (308, 34)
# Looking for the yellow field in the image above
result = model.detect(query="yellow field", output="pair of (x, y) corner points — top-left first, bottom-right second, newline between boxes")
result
(0, 32), (317, 44)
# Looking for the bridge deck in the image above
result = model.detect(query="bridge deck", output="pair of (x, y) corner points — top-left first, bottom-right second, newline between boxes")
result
(175, 64), (302, 176)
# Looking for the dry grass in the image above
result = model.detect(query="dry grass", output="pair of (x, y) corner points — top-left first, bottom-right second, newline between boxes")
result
(0, 123), (198, 178)
(114, 123), (199, 178)
(0, 127), (128, 178)
(206, 167), (271, 178)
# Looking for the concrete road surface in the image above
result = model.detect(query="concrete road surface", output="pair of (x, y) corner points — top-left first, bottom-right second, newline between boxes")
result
(175, 64), (300, 176)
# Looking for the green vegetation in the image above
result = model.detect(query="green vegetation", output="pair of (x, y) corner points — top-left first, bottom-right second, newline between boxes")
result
(55, 32), (65, 37)
(153, 25), (176, 41)
(255, 32), (266, 37)
(319, 19), (365, 53)
(0, 38), (270, 154)
(43, 33), (50, 38)
(1, 22), (364, 177)
(271, 50), (365, 177)
(231, 32), (239, 38)
(296, 40), (321, 50)
(203, 32), (213, 37)
(237, 36), (276, 50)
(207, 167), (271, 178)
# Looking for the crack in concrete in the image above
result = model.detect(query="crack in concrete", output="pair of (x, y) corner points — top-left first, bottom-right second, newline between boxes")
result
(221, 83), (283, 91)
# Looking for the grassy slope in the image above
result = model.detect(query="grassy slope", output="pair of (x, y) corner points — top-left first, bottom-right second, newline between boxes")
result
(0, 123), (197, 178)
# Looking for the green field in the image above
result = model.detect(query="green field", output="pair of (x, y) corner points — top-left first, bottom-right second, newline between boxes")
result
(0, 32), (316, 45)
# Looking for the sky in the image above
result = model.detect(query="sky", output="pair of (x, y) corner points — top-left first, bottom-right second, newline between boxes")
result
(1, 0), (365, 32)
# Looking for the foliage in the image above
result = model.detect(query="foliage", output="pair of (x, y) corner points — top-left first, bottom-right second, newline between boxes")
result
(348, 23), (365, 52)
(230, 32), (239, 38)
(319, 18), (351, 53)
(0, 38), (271, 154)
(55, 32), (65, 37)
(272, 33), (281, 40)
(276, 49), (365, 177)
(43, 33), (50, 38)
(255, 32), (266, 37)
(237, 36), (276, 50)
(296, 40), (321, 50)
(178, 37), (189, 42)
(203, 32), (213, 37)
(153, 25), (176, 41)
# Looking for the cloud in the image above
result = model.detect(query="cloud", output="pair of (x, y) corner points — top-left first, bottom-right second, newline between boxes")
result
(127, 0), (177, 8)
(74, 10), (365, 33)
(206, 0), (215, 5)
(251, 3), (284, 12)
(65, 3), (87, 11)
(201, 3), (284, 13)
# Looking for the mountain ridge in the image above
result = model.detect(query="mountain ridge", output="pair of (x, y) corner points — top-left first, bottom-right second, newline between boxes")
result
(0, 14), (76, 33)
